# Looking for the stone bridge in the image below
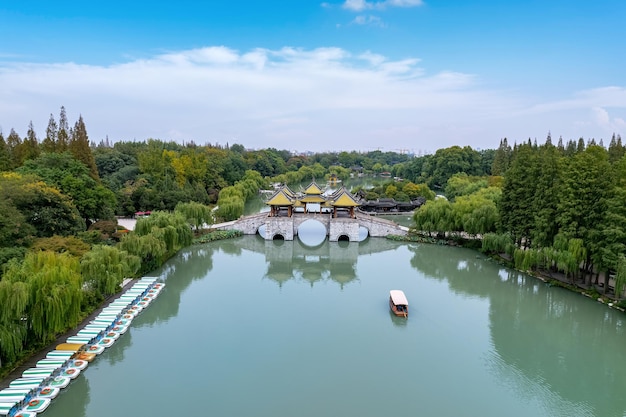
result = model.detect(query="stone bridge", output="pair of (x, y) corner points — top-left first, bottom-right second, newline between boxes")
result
(214, 212), (408, 242)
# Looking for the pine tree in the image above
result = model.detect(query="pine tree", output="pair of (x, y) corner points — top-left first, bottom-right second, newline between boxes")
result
(22, 121), (40, 162)
(69, 115), (99, 180)
(608, 133), (625, 163)
(57, 106), (69, 152)
(42, 114), (58, 153)
(498, 143), (538, 247)
(0, 131), (10, 171)
(6, 129), (23, 169)
(557, 136), (564, 153)
(491, 138), (511, 175)
(532, 142), (561, 247)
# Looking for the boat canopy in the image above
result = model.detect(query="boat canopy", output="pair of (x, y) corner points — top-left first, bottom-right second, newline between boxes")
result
(390, 290), (408, 306)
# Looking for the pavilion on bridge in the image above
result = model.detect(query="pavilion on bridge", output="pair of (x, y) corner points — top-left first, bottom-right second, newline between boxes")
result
(266, 181), (360, 218)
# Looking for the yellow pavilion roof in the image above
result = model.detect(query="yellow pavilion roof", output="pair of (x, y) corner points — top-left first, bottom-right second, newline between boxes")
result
(266, 189), (295, 206)
(303, 181), (324, 195)
(329, 188), (360, 207)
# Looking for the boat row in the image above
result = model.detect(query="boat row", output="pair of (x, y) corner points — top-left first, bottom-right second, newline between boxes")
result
(0, 277), (165, 417)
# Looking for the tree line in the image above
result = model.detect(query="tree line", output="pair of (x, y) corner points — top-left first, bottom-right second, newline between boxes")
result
(412, 134), (626, 302)
(2, 106), (623, 369)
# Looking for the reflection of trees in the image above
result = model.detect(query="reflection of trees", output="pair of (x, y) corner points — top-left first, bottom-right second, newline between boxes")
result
(51, 370), (90, 417)
(490, 271), (626, 417)
(408, 244), (626, 417)
(135, 245), (215, 327)
(408, 243), (496, 298)
(103, 330), (132, 366)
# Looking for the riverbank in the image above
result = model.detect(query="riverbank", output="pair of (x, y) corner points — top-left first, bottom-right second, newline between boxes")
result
(390, 232), (626, 313)
(0, 278), (139, 388)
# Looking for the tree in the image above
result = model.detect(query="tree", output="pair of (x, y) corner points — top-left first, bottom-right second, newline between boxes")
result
(118, 233), (166, 275)
(413, 198), (454, 238)
(557, 145), (611, 284)
(498, 143), (538, 246)
(590, 154), (626, 287)
(6, 128), (23, 169)
(0, 198), (34, 247)
(134, 211), (193, 257)
(0, 131), (11, 171)
(491, 138), (511, 175)
(42, 114), (58, 153)
(452, 189), (500, 236)
(81, 245), (140, 299)
(18, 152), (116, 225)
(2, 251), (83, 343)
(532, 142), (562, 248)
(608, 133), (625, 163)
(0, 172), (85, 237)
(69, 115), (99, 180)
(57, 106), (70, 152)
(175, 201), (214, 231)
(22, 121), (40, 162)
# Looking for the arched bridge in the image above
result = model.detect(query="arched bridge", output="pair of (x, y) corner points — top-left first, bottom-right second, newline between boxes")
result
(214, 212), (409, 242)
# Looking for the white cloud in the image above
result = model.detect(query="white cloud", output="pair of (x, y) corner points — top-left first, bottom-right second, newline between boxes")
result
(342, 0), (423, 11)
(0, 46), (623, 152)
(352, 15), (386, 27)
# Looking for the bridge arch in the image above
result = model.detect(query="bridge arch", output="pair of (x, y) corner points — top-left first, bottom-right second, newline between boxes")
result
(216, 211), (407, 242)
(296, 219), (329, 246)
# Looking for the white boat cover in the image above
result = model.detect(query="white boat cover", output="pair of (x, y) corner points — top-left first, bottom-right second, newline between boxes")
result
(389, 290), (408, 306)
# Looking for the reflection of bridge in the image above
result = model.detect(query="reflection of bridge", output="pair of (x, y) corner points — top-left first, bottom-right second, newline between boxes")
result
(215, 212), (408, 242)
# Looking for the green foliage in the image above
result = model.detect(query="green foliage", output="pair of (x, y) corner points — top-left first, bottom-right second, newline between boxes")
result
(30, 235), (92, 258)
(481, 233), (513, 254)
(81, 245), (140, 299)
(385, 184), (398, 198)
(412, 198), (453, 237)
(215, 170), (267, 221)
(402, 182), (435, 200)
(444, 173), (488, 200)
(2, 251), (83, 343)
(0, 197), (35, 247)
(0, 247), (28, 275)
(193, 229), (243, 243)
(18, 152), (117, 224)
(0, 172), (85, 237)
(365, 191), (379, 200)
(175, 201), (214, 230)
(614, 256), (626, 299)
(118, 233), (166, 275)
(134, 211), (193, 257)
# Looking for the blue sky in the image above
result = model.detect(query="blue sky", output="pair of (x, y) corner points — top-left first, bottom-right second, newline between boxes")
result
(1, 0), (625, 153)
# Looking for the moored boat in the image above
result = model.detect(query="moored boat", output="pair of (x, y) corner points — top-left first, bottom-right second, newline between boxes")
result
(389, 290), (408, 317)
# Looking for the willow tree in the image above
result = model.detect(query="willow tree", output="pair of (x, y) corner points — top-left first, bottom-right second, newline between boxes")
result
(412, 198), (454, 238)
(175, 201), (213, 231)
(118, 232), (167, 275)
(134, 211), (192, 256)
(614, 256), (626, 299)
(81, 245), (141, 299)
(0, 278), (29, 364)
(2, 251), (83, 343)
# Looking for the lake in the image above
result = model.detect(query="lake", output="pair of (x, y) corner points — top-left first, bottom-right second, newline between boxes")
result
(40, 235), (626, 417)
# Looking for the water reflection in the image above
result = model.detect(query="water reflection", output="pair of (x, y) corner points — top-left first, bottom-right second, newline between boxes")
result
(407, 243), (626, 417)
(389, 310), (408, 327)
(39, 236), (626, 417)
(46, 367), (90, 417)
(262, 239), (360, 288)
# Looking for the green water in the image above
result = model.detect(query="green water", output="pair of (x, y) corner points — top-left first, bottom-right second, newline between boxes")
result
(41, 237), (626, 417)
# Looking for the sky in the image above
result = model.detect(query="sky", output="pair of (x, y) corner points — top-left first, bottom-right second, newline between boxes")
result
(1, 0), (625, 154)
